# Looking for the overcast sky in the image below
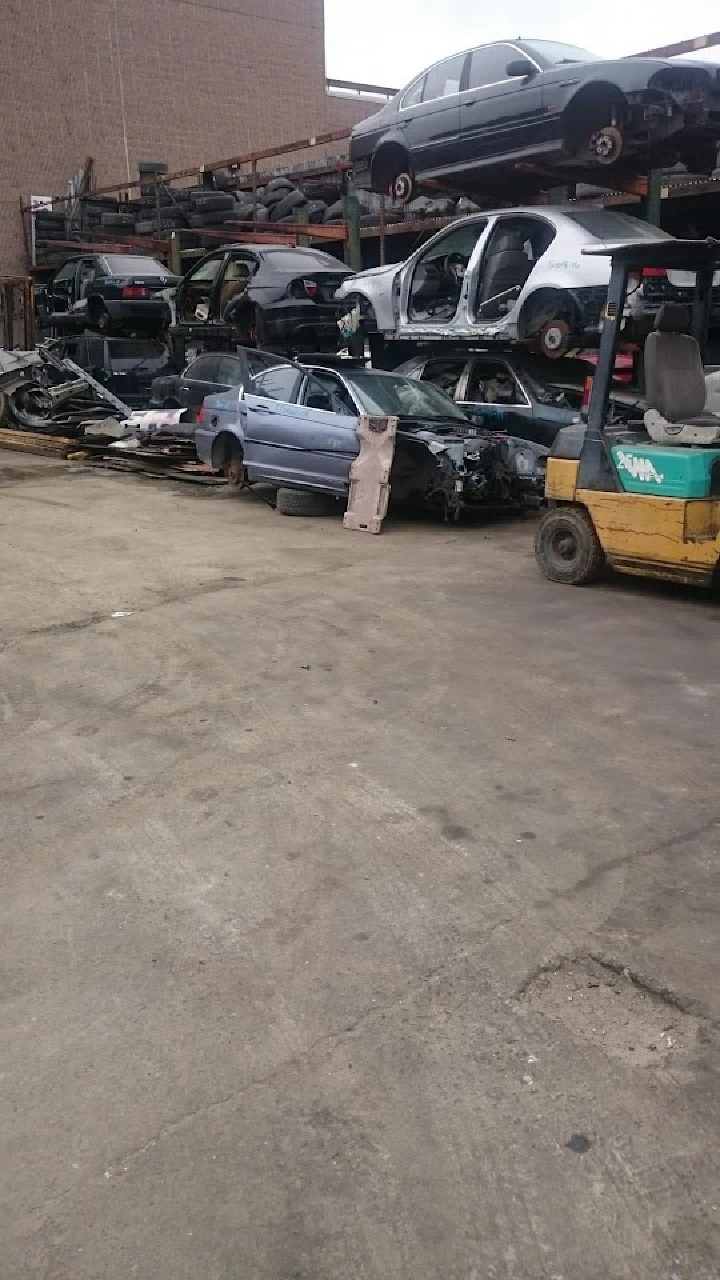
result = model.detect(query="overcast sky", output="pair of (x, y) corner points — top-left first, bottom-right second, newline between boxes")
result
(324, 0), (720, 86)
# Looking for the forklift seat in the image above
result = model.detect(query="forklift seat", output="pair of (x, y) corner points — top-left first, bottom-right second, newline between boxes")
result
(644, 304), (720, 445)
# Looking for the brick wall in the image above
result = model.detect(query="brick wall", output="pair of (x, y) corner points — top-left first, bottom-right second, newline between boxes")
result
(0, 0), (376, 275)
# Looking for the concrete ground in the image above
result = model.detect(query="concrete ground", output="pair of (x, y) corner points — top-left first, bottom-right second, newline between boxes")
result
(1, 452), (718, 1280)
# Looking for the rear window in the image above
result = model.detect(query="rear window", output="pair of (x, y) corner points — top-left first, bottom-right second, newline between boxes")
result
(260, 250), (347, 273)
(103, 255), (174, 277)
(108, 340), (170, 371)
(566, 212), (671, 242)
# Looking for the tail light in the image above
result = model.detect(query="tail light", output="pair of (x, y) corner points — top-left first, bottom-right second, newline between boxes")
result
(642, 267), (666, 279)
(581, 376), (593, 416)
(121, 285), (150, 298)
(290, 277), (318, 300)
(197, 404), (204, 424)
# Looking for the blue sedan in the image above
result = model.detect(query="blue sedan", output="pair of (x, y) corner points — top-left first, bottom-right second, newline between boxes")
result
(195, 352), (547, 516)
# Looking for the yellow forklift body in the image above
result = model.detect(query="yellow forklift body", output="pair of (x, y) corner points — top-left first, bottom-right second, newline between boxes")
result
(545, 455), (720, 585)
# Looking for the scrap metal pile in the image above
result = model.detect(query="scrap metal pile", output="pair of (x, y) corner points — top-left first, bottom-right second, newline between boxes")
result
(0, 345), (131, 435)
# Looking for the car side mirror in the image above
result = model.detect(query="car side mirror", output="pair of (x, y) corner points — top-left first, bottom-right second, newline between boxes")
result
(506, 58), (535, 78)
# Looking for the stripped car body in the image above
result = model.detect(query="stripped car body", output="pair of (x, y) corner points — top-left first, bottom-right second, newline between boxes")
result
(336, 208), (720, 357)
(194, 351), (546, 518)
(350, 39), (720, 202)
(393, 349), (579, 446)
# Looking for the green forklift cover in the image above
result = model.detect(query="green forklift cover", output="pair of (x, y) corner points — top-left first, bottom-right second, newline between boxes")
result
(611, 444), (720, 498)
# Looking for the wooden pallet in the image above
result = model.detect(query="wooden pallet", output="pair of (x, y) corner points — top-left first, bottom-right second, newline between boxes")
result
(0, 427), (76, 457)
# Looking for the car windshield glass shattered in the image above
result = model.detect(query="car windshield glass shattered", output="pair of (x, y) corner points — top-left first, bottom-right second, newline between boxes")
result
(345, 372), (468, 421)
(524, 40), (601, 64)
(103, 256), (174, 277)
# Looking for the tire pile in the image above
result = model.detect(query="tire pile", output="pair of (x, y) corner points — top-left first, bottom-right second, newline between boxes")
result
(33, 165), (486, 262)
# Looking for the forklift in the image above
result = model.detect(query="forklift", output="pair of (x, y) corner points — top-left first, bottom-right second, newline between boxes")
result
(535, 237), (720, 587)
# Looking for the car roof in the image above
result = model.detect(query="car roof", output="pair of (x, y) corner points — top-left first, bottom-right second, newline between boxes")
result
(583, 236), (720, 270)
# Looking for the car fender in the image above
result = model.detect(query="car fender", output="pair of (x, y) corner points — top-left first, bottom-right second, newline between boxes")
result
(196, 390), (246, 468)
(336, 264), (401, 333)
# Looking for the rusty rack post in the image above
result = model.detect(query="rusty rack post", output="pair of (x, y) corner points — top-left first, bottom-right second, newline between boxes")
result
(2, 283), (14, 349)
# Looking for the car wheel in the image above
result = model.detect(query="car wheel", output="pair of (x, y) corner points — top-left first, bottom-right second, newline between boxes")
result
(276, 487), (336, 517)
(565, 89), (626, 166)
(535, 505), (605, 585)
(539, 318), (572, 359)
(391, 171), (414, 203)
(588, 124), (624, 165)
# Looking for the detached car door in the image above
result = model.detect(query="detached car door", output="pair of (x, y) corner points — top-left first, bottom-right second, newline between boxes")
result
(47, 261), (79, 316)
(459, 43), (545, 163)
(399, 51), (467, 177)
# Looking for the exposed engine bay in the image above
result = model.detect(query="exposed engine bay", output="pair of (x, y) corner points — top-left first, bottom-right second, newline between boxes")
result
(390, 422), (547, 519)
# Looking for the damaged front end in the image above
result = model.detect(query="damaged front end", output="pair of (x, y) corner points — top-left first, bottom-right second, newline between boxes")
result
(628, 66), (720, 167)
(392, 422), (547, 520)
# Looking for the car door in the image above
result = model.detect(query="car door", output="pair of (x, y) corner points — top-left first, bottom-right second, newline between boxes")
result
(458, 43), (545, 164)
(48, 261), (79, 315)
(215, 251), (259, 321)
(457, 358), (537, 438)
(180, 353), (225, 410)
(241, 363), (310, 484)
(294, 372), (361, 489)
(398, 51), (467, 176)
(176, 252), (227, 325)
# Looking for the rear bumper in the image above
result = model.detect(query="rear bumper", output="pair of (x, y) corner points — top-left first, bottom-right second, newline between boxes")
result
(263, 301), (341, 351)
(105, 299), (170, 328)
(349, 153), (373, 191)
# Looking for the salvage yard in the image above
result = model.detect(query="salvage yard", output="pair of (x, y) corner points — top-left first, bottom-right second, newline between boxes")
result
(1, 453), (719, 1279)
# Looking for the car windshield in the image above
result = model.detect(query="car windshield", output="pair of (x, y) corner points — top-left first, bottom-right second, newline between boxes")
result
(345, 371), (468, 421)
(261, 249), (348, 273)
(524, 40), (601, 64)
(103, 255), (174, 277)
(565, 211), (671, 241)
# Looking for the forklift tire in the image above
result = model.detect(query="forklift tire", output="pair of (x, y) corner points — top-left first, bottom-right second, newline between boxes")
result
(535, 505), (605, 585)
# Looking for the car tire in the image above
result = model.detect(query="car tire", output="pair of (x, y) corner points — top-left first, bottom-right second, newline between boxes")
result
(269, 190), (307, 221)
(265, 177), (294, 196)
(101, 211), (135, 229)
(535, 505), (605, 585)
(190, 192), (236, 213)
(276, 487), (336, 517)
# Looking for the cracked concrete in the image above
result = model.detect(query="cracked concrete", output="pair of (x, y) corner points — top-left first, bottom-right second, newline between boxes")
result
(1, 454), (719, 1280)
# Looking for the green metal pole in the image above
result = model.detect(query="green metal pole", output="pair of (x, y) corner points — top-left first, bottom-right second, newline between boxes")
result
(295, 206), (310, 248)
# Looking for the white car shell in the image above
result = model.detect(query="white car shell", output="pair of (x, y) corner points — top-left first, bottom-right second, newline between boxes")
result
(336, 207), (677, 349)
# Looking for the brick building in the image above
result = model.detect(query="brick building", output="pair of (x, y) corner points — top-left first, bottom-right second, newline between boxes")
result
(0, 0), (373, 274)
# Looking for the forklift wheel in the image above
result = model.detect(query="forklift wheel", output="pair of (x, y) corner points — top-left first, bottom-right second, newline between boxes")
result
(535, 505), (606, 585)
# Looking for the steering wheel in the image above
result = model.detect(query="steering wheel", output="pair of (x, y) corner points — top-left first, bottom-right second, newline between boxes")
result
(442, 252), (468, 285)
